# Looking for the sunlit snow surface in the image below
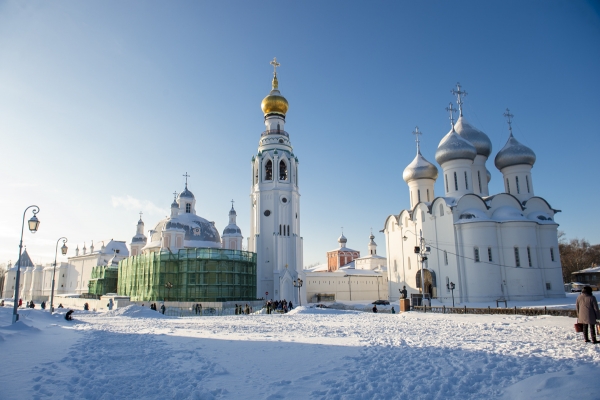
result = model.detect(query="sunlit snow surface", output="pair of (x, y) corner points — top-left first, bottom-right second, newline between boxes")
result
(1, 305), (599, 400)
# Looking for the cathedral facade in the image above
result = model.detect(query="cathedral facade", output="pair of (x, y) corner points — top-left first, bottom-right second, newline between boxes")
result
(248, 60), (306, 304)
(383, 85), (565, 304)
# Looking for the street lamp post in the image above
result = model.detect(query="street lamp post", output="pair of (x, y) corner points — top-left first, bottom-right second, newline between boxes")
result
(12, 205), (41, 324)
(165, 282), (173, 301)
(403, 230), (428, 306)
(293, 278), (303, 306)
(50, 237), (68, 314)
(447, 281), (456, 307)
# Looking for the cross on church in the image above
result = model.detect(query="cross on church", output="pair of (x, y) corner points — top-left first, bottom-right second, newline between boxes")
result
(412, 126), (422, 153)
(231, 199), (235, 208)
(446, 103), (457, 127)
(451, 82), (467, 116)
(139, 211), (143, 220)
(270, 57), (280, 75)
(173, 191), (178, 200)
(503, 108), (514, 135)
(183, 172), (190, 187)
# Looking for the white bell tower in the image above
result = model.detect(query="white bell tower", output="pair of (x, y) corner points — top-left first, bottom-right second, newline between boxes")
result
(248, 58), (305, 304)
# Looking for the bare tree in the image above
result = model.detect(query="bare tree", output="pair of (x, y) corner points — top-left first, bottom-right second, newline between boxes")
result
(559, 237), (600, 282)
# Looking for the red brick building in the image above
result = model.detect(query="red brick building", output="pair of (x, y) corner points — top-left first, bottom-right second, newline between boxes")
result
(326, 233), (360, 272)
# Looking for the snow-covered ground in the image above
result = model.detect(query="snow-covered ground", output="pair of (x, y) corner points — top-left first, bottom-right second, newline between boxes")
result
(1, 304), (599, 399)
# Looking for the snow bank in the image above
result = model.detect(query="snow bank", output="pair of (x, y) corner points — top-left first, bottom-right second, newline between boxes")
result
(106, 305), (167, 319)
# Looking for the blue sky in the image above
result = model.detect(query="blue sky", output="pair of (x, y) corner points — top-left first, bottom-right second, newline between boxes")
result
(0, 0), (599, 267)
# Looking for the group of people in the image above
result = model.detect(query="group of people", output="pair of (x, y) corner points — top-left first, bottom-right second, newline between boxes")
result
(265, 299), (292, 314)
(235, 304), (252, 315)
(25, 300), (48, 309)
(145, 303), (166, 314)
(194, 303), (203, 315)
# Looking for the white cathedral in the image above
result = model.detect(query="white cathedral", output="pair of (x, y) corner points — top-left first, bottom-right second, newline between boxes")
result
(247, 59), (306, 303)
(383, 84), (565, 304)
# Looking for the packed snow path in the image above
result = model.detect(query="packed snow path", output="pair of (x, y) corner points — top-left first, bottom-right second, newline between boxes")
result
(1, 306), (599, 399)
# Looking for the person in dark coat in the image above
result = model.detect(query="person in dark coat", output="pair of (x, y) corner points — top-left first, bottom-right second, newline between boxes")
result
(29, 300), (35, 309)
(372, 305), (378, 313)
(65, 310), (74, 321)
(160, 304), (166, 314)
(84, 303), (89, 311)
(576, 286), (600, 343)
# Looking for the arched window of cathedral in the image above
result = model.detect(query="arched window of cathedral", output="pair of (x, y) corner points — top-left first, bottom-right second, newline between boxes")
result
(287, 225), (290, 236)
(185, 203), (191, 213)
(279, 160), (288, 180)
(427, 189), (430, 202)
(506, 178), (510, 194)
(279, 224), (282, 235)
(445, 174), (449, 192)
(454, 172), (458, 191)
(550, 247), (555, 262)
(488, 247), (493, 262)
(474, 247), (480, 262)
(418, 190), (421, 203)
(265, 160), (273, 181)
(526, 176), (530, 193)
(446, 277), (450, 291)
(516, 176), (520, 194)
(527, 246), (533, 267)
(514, 247), (520, 267)
(444, 250), (448, 265)
(477, 170), (482, 193)
(464, 171), (469, 190)
(440, 204), (444, 216)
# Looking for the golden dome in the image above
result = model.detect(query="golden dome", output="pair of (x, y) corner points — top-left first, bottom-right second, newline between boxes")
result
(261, 74), (289, 116)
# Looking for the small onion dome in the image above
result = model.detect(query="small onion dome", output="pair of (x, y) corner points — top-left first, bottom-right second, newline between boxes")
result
(261, 75), (289, 116)
(171, 200), (178, 208)
(229, 206), (237, 216)
(338, 233), (347, 244)
(454, 116), (492, 158)
(435, 129), (477, 165)
(494, 133), (536, 170)
(403, 151), (439, 183)
(179, 186), (194, 199)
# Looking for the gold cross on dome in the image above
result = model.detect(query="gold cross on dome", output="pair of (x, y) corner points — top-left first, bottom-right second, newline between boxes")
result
(270, 57), (280, 75)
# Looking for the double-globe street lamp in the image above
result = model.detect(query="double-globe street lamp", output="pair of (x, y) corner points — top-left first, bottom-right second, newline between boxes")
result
(12, 205), (41, 324)
(293, 278), (303, 306)
(50, 237), (68, 314)
(446, 281), (456, 307)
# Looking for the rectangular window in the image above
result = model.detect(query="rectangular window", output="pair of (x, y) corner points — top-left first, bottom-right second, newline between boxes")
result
(418, 190), (421, 202)
(445, 174), (449, 192)
(550, 247), (555, 262)
(506, 178), (510, 194)
(427, 189), (430, 202)
(478, 170), (482, 193)
(446, 277), (450, 292)
(454, 172), (458, 191)
(546, 282), (551, 290)
(465, 171), (469, 190)
(526, 176), (530, 193)
(516, 176), (520, 194)
(474, 247), (480, 262)
(488, 247), (493, 262)
(527, 246), (533, 267)
(514, 247), (520, 267)
(444, 250), (448, 265)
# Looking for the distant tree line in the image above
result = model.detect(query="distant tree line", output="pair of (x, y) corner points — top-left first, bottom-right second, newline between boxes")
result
(559, 231), (600, 283)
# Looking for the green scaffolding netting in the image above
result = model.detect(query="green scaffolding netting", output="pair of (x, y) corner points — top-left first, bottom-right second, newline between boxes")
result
(88, 266), (118, 296)
(117, 248), (257, 302)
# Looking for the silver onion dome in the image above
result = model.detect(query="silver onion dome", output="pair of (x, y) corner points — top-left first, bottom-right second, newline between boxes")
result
(454, 116), (492, 158)
(494, 133), (536, 170)
(435, 129), (477, 165)
(179, 187), (194, 199)
(338, 233), (347, 244)
(403, 151), (439, 183)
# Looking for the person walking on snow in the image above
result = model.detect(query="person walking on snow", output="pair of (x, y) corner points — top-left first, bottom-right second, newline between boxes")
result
(576, 286), (599, 343)
(160, 304), (166, 314)
(372, 304), (378, 313)
(107, 299), (114, 311)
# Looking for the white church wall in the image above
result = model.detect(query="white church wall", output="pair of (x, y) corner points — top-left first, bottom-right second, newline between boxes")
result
(305, 273), (388, 303)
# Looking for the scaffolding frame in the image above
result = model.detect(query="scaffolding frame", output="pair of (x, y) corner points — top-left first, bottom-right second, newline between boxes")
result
(117, 248), (257, 302)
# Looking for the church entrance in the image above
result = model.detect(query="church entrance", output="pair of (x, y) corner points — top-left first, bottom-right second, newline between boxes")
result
(416, 269), (437, 299)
